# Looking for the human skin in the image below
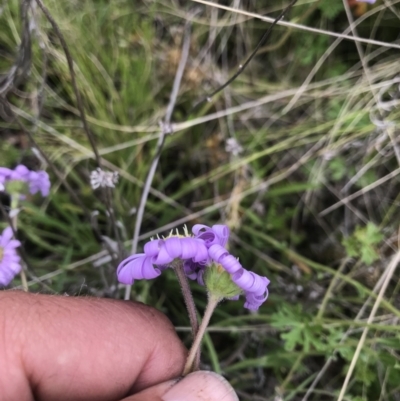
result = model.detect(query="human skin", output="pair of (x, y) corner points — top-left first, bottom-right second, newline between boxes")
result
(0, 291), (238, 401)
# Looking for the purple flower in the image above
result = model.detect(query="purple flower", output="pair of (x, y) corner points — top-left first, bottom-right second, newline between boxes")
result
(117, 236), (208, 285)
(0, 227), (22, 286)
(0, 165), (50, 197)
(0, 167), (12, 191)
(28, 170), (51, 197)
(356, 0), (376, 3)
(208, 244), (270, 310)
(190, 224), (270, 310)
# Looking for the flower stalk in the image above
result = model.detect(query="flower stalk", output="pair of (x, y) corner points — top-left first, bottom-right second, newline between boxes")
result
(10, 196), (28, 292)
(182, 294), (221, 376)
(174, 260), (200, 370)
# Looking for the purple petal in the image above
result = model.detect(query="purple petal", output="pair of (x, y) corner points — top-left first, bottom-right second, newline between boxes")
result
(6, 260), (22, 274)
(192, 224), (210, 236)
(10, 165), (30, 181)
(183, 260), (198, 280)
(244, 288), (269, 310)
(117, 254), (140, 284)
(180, 237), (199, 259)
(193, 224), (230, 247)
(211, 225), (230, 247)
(197, 269), (205, 285)
(219, 254), (242, 274)
(28, 170), (51, 196)
(153, 241), (174, 265)
(0, 227), (13, 246)
(0, 167), (12, 178)
(164, 237), (182, 259)
(231, 269), (255, 291)
(144, 239), (161, 257)
(6, 239), (21, 249)
(192, 224), (219, 247)
(0, 270), (15, 286)
(193, 240), (208, 263)
(208, 244), (229, 263)
(139, 257), (162, 279)
(117, 254), (161, 284)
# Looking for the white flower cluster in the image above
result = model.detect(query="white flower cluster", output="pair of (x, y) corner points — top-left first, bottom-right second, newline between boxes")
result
(225, 138), (243, 156)
(90, 168), (119, 190)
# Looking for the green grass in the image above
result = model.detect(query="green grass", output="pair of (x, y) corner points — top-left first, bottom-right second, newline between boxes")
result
(1, 0), (400, 399)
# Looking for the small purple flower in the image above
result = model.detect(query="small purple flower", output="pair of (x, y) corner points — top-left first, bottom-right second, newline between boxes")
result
(28, 170), (51, 197)
(208, 244), (270, 310)
(0, 167), (12, 191)
(0, 227), (22, 286)
(356, 0), (376, 3)
(0, 165), (50, 197)
(117, 236), (208, 285)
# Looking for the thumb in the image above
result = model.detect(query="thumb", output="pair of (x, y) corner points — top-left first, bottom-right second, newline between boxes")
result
(123, 371), (238, 401)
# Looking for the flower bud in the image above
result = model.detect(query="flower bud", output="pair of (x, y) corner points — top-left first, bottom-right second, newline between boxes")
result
(5, 180), (28, 197)
(203, 262), (243, 299)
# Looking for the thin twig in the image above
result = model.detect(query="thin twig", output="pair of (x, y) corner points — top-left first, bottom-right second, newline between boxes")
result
(124, 17), (193, 300)
(319, 167), (400, 216)
(193, 0), (298, 109)
(189, 0), (400, 50)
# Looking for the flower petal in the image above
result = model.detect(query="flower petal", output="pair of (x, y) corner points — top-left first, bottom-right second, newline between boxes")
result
(208, 244), (228, 263)
(139, 257), (162, 279)
(144, 239), (161, 257)
(0, 227), (13, 245)
(193, 240), (208, 263)
(180, 237), (198, 259)
(231, 269), (255, 292)
(219, 254), (242, 274)
(211, 224), (230, 247)
(117, 254), (141, 284)
(183, 260), (198, 280)
(164, 237), (182, 259)
(192, 224), (210, 236)
(153, 241), (174, 265)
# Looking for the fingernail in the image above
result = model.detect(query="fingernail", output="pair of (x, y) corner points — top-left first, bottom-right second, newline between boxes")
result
(162, 371), (238, 401)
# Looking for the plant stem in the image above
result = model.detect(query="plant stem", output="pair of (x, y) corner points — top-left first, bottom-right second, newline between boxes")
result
(182, 294), (220, 376)
(174, 262), (201, 370)
(10, 197), (28, 292)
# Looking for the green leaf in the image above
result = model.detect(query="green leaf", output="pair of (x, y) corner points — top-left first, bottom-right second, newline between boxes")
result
(318, 0), (343, 19)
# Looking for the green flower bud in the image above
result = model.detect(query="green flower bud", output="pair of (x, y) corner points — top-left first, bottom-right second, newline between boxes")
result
(5, 180), (27, 197)
(203, 262), (243, 299)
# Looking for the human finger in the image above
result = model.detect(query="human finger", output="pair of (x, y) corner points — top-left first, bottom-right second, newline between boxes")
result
(0, 291), (187, 401)
(123, 371), (239, 401)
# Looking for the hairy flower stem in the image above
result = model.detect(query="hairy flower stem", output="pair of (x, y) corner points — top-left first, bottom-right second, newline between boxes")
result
(10, 197), (28, 292)
(174, 262), (201, 370)
(182, 294), (221, 376)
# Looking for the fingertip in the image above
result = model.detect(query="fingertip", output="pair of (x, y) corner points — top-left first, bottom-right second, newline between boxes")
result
(121, 380), (177, 401)
(162, 371), (238, 401)
(123, 372), (238, 401)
